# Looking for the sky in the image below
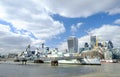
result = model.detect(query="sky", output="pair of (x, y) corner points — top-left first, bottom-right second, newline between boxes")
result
(0, 0), (120, 54)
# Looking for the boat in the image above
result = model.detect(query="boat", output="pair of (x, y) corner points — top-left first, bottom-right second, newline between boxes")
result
(43, 53), (81, 64)
(45, 52), (101, 65)
(80, 57), (101, 65)
(57, 57), (101, 65)
(57, 59), (81, 64)
(15, 48), (101, 65)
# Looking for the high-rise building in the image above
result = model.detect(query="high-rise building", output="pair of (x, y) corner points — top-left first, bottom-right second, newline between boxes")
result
(67, 36), (78, 53)
(90, 36), (96, 49)
(108, 40), (114, 50)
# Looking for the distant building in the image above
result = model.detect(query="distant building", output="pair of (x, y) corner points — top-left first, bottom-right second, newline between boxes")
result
(84, 42), (89, 48)
(104, 50), (113, 60)
(90, 36), (96, 49)
(67, 36), (78, 53)
(112, 48), (120, 59)
(108, 40), (114, 50)
(46, 47), (50, 52)
(84, 42), (90, 51)
(98, 42), (103, 47)
(42, 43), (44, 48)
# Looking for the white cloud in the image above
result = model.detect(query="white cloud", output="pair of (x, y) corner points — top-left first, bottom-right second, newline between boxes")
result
(0, 24), (32, 54)
(0, 24), (10, 32)
(41, 0), (120, 18)
(0, 5), (7, 18)
(71, 22), (83, 35)
(0, 0), (66, 54)
(71, 26), (77, 34)
(107, 6), (120, 15)
(57, 42), (68, 52)
(76, 23), (83, 28)
(78, 35), (90, 48)
(0, 0), (65, 40)
(31, 39), (45, 47)
(114, 19), (120, 25)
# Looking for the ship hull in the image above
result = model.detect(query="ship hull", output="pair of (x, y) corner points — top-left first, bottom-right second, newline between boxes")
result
(80, 58), (101, 65)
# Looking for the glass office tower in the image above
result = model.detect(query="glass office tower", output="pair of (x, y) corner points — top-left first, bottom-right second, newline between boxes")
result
(67, 36), (78, 53)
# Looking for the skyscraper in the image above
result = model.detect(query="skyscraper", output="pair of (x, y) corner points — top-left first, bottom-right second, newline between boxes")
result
(67, 36), (78, 53)
(108, 40), (114, 50)
(90, 36), (96, 49)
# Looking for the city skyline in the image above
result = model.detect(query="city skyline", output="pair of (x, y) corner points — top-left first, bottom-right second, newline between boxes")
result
(0, 0), (120, 54)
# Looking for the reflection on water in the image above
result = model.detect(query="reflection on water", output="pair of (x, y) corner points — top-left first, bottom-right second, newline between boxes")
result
(0, 63), (120, 77)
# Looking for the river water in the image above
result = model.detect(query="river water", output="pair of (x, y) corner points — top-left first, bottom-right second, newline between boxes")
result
(0, 62), (120, 77)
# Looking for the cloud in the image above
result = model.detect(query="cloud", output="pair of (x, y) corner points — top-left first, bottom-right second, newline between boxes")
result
(0, 0), (65, 40)
(107, 5), (120, 15)
(71, 22), (83, 35)
(57, 42), (68, 52)
(0, 24), (32, 54)
(41, 0), (120, 18)
(0, 24), (10, 32)
(114, 19), (120, 25)
(58, 25), (120, 50)
(0, 24), (49, 54)
(0, 0), (66, 54)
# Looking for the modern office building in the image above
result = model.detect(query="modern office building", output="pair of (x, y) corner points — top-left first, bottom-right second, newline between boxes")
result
(84, 42), (90, 51)
(67, 36), (78, 53)
(90, 36), (96, 49)
(108, 40), (114, 50)
(112, 47), (120, 59)
(98, 42), (103, 47)
(104, 50), (113, 60)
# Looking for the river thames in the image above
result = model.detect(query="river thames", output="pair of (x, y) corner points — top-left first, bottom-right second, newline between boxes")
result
(0, 62), (120, 77)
